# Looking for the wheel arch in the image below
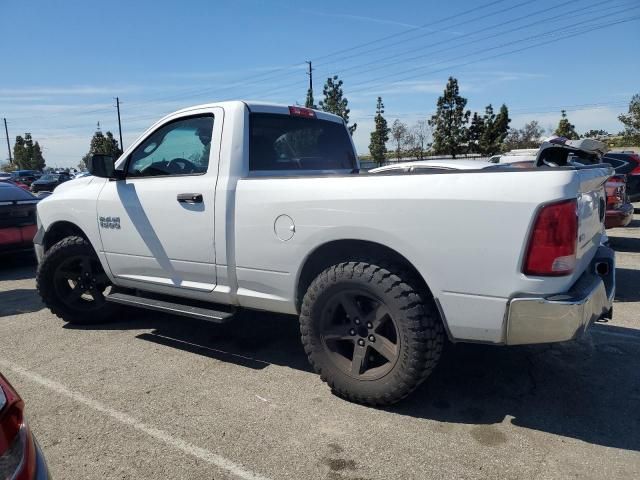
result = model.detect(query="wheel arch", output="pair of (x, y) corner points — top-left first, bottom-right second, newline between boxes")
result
(42, 221), (90, 252)
(295, 239), (435, 312)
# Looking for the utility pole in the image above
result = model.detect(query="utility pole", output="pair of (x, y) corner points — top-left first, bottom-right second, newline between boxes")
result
(306, 61), (313, 93)
(115, 97), (123, 150)
(3, 118), (12, 164)
(305, 61), (314, 108)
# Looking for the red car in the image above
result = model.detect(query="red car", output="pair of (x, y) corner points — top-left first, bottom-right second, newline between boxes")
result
(605, 174), (633, 229)
(0, 182), (39, 253)
(0, 373), (51, 479)
(0, 178), (31, 191)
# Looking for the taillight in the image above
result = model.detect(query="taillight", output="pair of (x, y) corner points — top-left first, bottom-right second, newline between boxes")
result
(0, 375), (35, 480)
(524, 199), (578, 276)
(629, 155), (640, 176)
(288, 106), (316, 118)
(606, 175), (626, 208)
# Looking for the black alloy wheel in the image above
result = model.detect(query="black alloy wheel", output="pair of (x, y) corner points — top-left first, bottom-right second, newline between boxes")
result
(320, 289), (400, 381)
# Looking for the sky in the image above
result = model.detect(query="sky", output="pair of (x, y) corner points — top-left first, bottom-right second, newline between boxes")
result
(1, 0), (639, 168)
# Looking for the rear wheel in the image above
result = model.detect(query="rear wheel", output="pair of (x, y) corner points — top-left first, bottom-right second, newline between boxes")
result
(36, 236), (119, 324)
(300, 261), (444, 405)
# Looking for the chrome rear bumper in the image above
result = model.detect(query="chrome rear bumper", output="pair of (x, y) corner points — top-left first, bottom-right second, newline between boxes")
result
(506, 245), (615, 345)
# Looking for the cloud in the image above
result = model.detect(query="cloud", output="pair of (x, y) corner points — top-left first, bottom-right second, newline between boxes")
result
(301, 10), (418, 29)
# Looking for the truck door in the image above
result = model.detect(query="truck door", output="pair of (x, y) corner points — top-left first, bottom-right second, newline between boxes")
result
(96, 108), (222, 293)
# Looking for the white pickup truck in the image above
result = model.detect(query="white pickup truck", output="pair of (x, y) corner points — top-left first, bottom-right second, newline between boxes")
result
(34, 101), (615, 405)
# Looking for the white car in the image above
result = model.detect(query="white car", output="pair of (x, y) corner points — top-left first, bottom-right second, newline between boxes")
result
(33, 101), (615, 405)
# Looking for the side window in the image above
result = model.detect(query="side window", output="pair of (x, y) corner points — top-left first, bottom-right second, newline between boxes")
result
(127, 115), (214, 177)
(249, 113), (356, 172)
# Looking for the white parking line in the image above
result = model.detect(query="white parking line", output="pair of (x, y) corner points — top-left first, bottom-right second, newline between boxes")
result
(0, 360), (272, 480)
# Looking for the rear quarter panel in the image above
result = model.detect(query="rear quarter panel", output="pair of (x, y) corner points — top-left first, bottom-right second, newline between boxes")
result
(233, 169), (586, 342)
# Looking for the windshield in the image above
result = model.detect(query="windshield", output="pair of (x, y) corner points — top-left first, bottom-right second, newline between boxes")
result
(40, 175), (59, 181)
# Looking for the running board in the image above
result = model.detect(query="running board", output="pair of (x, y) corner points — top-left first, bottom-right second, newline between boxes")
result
(105, 292), (234, 323)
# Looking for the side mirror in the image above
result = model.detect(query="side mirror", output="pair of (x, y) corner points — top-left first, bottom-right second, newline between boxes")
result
(87, 154), (121, 179)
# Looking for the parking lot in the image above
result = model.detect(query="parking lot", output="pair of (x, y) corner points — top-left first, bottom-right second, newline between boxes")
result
(1, 212), (639, 480)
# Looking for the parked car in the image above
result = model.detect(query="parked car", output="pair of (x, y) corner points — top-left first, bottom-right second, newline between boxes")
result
(603, 152), (640, 202)
(34, 102), (614, 406)
(0, 177), (31, 191)
(10, 170), (41, 186)
(488, 148), (539, 164)
(0, 372), (51, 479)
(0, 182), (39, 253)
(604, 174), (634, 228)
(30, 173), (71, 193)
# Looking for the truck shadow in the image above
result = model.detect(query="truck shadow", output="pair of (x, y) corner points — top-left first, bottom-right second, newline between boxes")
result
(388, 323), (640, 452)
(615, 268), (640, 302)
(69, 308), (640, 452)
(609, 235), (640, 253)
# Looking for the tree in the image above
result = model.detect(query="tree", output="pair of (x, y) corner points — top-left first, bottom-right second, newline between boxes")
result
(319, 75), (356, 135)
(368, 97), (390, 166)
(479, 104), (510, 155)
(428, 77), (470, 158)
(618, 93), (640, 144)
(390, 119), (408, 161)
(554, 110), (579, 139)
(581, 129), (609, 139)
(467, 112), (485, 154)
(305, 87), (315, 109)
(504, 120), (545, 150)
(411, 120), (431, 160)
(30, 141), (45, 170)
(82, 128), (123, 168)
(12, 133), (46, 170)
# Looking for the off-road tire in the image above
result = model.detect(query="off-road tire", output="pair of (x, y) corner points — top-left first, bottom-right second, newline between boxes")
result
(300, 260), (444, 406)
(36, 236), (120, 324)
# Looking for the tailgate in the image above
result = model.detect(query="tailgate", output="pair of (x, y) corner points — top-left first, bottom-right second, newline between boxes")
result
(575, 166), (611, 267)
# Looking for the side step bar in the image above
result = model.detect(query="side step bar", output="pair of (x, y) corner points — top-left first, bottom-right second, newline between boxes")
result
(106, 292), (234, 323)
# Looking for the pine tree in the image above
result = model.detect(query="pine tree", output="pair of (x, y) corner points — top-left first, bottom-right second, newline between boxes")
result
(480, 104), (510, 155)
(12, 133), (46, 170)
(368, 97), (390, 166)
(85, 128), (123, 161)
(319, 75), (357, 135)
(554, 110), (579, 139)
(428, 77), (470, 158)
(31, 141), (46, 170)
(467, 112), (485, 154)
(13, 136), (26, 169)
(305, 88), (315, 109)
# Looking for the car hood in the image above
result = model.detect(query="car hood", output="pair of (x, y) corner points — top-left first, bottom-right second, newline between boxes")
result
(50, 175), (96, 193)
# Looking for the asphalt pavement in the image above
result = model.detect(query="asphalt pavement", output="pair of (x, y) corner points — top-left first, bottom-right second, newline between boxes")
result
(1, 213), (639, 479)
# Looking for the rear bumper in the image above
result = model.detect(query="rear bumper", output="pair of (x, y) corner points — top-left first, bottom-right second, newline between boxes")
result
(605, 203), (634, 228)
(0, 225), (37, 253)
(506, 245), (615, 345)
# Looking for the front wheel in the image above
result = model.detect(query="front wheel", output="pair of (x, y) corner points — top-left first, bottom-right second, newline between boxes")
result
(36, 236), (119, 324)
(300, 261), (444, 406)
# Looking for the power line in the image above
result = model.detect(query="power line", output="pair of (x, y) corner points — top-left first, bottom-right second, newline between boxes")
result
(344, 10), (640, 95)
(312, 0), (509, 63)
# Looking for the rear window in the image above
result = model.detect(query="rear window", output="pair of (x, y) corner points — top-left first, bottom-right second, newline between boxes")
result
(249, 113), (356, 172)
(0, 183), (37, 201)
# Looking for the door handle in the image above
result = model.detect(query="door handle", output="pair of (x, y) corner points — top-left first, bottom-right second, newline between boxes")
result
(177, 193), (203, 204)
